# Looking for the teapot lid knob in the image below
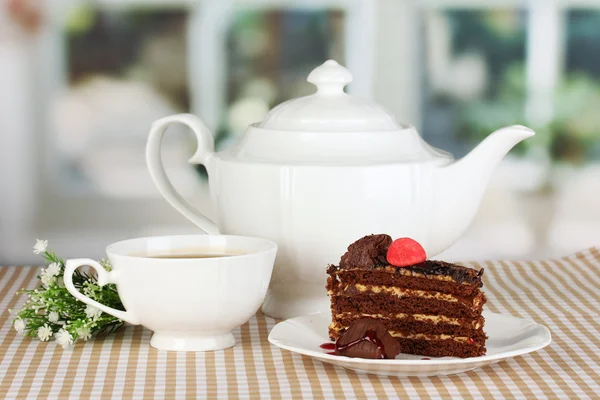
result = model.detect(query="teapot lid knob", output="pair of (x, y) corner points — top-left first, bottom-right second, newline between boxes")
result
(307, 60), (352, 95)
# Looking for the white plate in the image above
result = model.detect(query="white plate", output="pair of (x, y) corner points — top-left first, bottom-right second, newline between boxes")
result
(268, 311), (551, 377)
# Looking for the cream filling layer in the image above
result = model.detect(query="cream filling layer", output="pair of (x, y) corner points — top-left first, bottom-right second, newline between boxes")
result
(329, 326), (475, 344)
(330, 284), (458, 302)
(389, 331), (473, 344)
(329, 284), (484, 308)
(332, 312), (482, 329)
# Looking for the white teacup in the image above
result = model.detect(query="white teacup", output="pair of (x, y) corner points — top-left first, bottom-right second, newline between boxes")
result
(64, 235), (277, 351)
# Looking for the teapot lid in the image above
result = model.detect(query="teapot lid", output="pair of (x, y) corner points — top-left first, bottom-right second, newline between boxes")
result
(259, 60), (401, 132)
(221, 60), (454, 165)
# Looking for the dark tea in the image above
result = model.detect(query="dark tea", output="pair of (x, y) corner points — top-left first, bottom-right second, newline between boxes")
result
(145, 253), (237, 259)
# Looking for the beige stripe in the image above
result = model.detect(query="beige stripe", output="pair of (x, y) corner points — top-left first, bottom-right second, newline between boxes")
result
(343, 370), (366, 398)
(409, 376), (439, 399)
(429, 376), (454, 398)
(485, 261), (588, 397)
(78, 333), (108, 399)
(0, 267), (35, 331)
(560, 254), (600, 307)
(16, 341), (52, 399)
(99, 329), (126, 398)
(451, 376), (477, 399)
(479, 366), (518, 398)
(2, 334), (38, 397)
(587, 247), (600, 269)
(36, 346), (64, 398)
(0, 268), (36, 364)
(275, 337), (302, 398)
(588, 246), (600, 260)
(121, 325), (144, 400)
(223, 347), (239, 398)
(239, 319), (261, 396)
(165, 351), (177, 399)
(57, 338), (86, 398)
(551, 256), (600, 301)
(0, 267), (11, 286)
(205, 351), (217, 398)
(0, 266), (10, 278)
(529, 351), (578, 398)
(386, 376), (411, 398)
(0, 268), (42, 395)
(366, 374), (389, 398)
(496, 360), (537, 398)
(300, 355), (325, 398)
(566, 252), (600, 296)
(255, 312), (282, 398)
(321, 363), (346, 398)
(575, 248), (600, 282)
(513, 355), (560, 398)
(185, 353), (197, 399)
(142, 347), (159, 399)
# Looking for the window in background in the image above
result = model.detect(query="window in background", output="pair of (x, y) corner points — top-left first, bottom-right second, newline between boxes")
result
(560, 9), (600, 163)
(50, 6), (197, 198)
(421, 9), (528, 158)
(212, 10), (345, 153)
(420, 8), (536, 260)
(545, 8), (600, 255)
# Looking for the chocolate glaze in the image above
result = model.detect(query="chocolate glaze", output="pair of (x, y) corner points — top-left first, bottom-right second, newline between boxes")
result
(327, 234), (484, 285)
(406, 260), (484, 286)
(334, 318), (401, 359)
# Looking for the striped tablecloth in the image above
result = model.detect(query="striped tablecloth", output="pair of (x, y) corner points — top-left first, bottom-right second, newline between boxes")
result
(1, 248), (599, 399)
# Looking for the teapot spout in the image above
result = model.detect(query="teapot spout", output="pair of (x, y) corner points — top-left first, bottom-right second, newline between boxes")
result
(429, 125), (534, 256)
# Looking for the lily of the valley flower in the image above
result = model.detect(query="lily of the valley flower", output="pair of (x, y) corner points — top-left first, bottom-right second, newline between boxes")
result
(33, 239), (48, 255)
(37, 324), (53, 341)
(54, 328), (73, 349)
(14, 318), (25, 333)
(85, 304), (102, 320)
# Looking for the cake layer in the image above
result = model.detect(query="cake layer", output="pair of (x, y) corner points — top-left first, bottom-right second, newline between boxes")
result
(327, 269), (480, 297)
(330, 284), (486, 309)
(331, 293), (485, 319)
(333, 312), (484, 328)
(330, 324), (486, 343)
(329, 315), (485, 339)
(394, 338), (486, 358)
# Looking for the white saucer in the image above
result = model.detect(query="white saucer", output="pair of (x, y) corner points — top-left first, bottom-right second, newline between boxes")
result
(268, 311), (551, 377)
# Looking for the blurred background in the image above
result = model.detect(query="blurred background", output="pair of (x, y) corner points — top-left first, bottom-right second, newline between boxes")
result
(0, 0), (599, 264)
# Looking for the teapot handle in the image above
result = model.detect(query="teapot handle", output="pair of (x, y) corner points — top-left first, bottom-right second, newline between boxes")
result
(146, 113), (220, 235)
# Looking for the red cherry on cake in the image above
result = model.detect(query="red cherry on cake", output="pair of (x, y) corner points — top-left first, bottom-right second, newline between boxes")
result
(386, 238), (427, 267)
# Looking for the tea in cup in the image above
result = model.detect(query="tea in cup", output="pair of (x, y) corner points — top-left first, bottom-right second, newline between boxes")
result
(64, 235), (277, 351)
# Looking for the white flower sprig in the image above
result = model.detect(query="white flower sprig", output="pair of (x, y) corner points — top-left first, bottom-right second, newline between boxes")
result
(11, 240), (124, 348)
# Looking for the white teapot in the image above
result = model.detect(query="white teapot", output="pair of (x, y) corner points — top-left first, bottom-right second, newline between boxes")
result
(147, 60), (534, 319)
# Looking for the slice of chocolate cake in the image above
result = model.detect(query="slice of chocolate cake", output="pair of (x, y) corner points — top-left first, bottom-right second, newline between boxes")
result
(326, 234), (487, 358)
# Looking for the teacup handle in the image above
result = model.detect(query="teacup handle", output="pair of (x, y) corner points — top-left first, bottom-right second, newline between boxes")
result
(64, 259), (140, 325)
(146, 113), (220, 235)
